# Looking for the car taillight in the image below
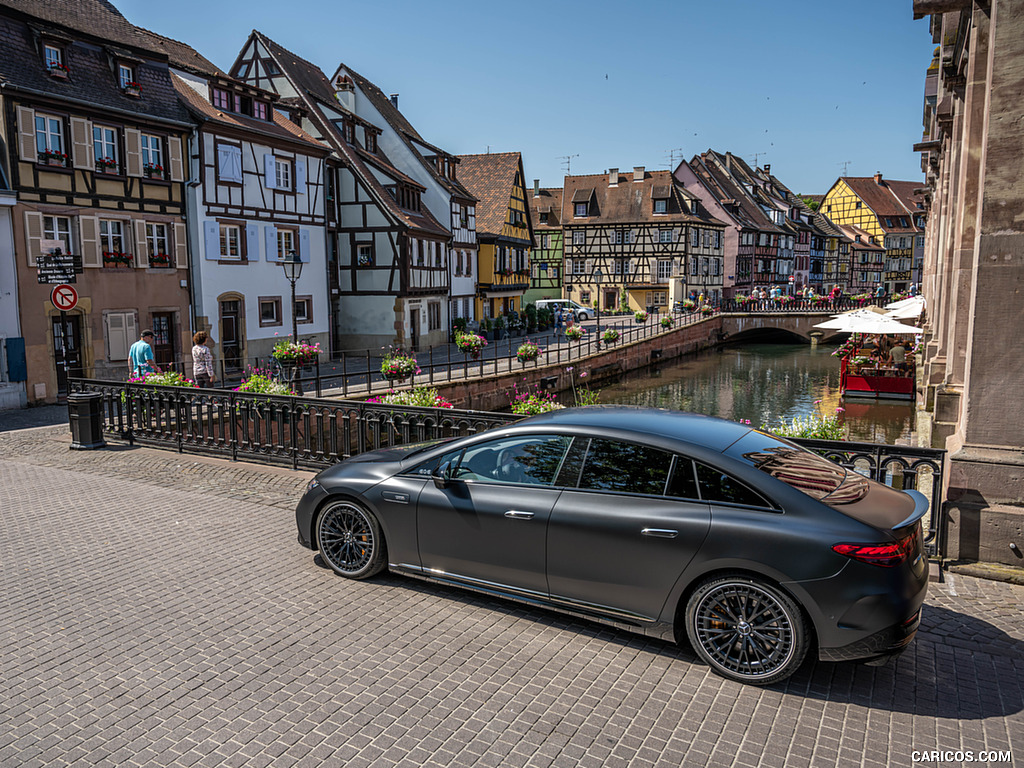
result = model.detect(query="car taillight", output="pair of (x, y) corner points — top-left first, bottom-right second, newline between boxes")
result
(833, 528), (918, 567)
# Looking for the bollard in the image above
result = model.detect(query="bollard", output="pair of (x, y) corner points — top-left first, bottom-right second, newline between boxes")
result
(67, 391), (106, 450)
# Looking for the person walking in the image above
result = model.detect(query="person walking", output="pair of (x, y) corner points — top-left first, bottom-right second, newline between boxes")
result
(128, 330), (162, 379)
(554, 305), (564, 335)
(191, 330), (215, 388)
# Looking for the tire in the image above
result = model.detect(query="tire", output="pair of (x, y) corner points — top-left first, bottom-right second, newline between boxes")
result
(684, 574), (809, 686)
(577, 311), (590, 322)
(316, 500), (388, 580)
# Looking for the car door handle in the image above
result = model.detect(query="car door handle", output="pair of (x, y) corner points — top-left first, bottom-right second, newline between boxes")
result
(504, 510), (535, 520)
(641, 528), (678, 539)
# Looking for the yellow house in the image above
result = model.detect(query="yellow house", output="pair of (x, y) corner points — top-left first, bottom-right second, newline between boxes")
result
(455, 152), (533, 320)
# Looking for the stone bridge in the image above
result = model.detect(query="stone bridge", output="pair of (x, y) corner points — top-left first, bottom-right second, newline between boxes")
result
(719, 311), (843, 344)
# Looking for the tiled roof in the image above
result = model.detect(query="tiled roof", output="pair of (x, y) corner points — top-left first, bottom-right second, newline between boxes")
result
(334, 62), (476, 203)
(691, 151), (783, 233)
(0, 3), (190, 125)
(249, 31), (448, 238)
(526, 188), (563, 229)
(456, 152), (524, 237)
(812, 212), (849, 240)
(840, 176), (923, 233)
(135, 27), (225, 78)
(836, 223), (885, 250)
(171, 74), (328, 151)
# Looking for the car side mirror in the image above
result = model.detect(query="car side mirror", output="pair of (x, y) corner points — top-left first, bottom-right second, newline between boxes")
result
(433, 460), (454, 489)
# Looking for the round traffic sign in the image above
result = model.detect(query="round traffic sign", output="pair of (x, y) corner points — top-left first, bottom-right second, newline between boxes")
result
(51, 283), (79, 311)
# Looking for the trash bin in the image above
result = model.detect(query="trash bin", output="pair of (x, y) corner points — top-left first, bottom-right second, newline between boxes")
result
(68, 391), (106, 450)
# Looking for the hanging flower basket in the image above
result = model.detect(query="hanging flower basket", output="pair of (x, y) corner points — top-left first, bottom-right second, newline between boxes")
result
(381, 351), (419, 380)
(272, 339), (321, 367)
(634, 310), (648, 324)
(700, 305), (715, 316)
(660, 317), (673, 329)
(602, 329), (620, 345)
(516, 339), (541, 363)
(455, 332), (487, 359)
(564, 325), (585, 341)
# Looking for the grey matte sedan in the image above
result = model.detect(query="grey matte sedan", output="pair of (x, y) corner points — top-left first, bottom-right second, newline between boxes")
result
(295, 406), (929, 685)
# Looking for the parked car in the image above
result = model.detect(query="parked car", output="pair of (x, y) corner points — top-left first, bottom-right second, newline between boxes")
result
(295, 406), (929, 685)
(534, 299), (593, 322)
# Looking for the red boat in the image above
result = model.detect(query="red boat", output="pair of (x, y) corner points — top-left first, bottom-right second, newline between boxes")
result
(840, 356), (915, 400)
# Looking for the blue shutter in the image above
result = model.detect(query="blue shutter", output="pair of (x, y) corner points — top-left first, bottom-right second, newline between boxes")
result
(203, 220), (220, 260)
(246, 223), (260, 261)
(5, 337), (27, 382)
(263, 154), (276, 189)
(295, 159), (307, 195)
(265, 225), (278, 261)
(299, 228), (310, 262)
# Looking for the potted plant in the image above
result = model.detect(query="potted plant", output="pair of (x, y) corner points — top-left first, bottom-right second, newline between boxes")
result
(480, 317), (493, 341)
(47, 62), (69, 79)
(516, 339), (541, 363)
(602, 328), (620, 345)
(96, 156), (119, 173)
(660, 316), (673, 329)
(148, 253), (172, 268)
(123, 81), (142, 98)
(681, 299), (696, 312)
(144, 163), (165, 180)
(565, 325), (585, 341)
(634, 310), (648, 324)
(455, 331), (487, 359)
(38, 149), (68, 167)
(700, 305), (715, 316)
(381, 349), (419, 381)
(272, 338), (322, 368)
(493, 315), (506, 340)
(102, 251), (133, 268)
(524, 304), (538, 334)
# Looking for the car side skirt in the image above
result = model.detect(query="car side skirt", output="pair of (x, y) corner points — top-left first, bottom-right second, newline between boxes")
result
(391, 563), (677, 643)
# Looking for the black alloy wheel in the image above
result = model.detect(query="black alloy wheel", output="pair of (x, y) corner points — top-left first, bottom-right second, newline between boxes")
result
(316, 501), (387, 580)
(685, 575), (809, 685)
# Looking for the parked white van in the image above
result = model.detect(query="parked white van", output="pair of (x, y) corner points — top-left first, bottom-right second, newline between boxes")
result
(534, 299), (593, 321)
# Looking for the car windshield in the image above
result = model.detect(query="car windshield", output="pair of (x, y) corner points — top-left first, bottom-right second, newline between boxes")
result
(725, 431), (869, 504)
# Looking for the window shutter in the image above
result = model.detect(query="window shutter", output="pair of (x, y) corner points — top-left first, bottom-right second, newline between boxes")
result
(299, 228), (310, 262)
(168, 136), (184, 182)
(246, 223), (260, 261)
(134, 219), (148, 263)
(16, 106), (36, 162)
(217, 145), (242, 183)
(70, 117), (93, 170)
(295, 158), (307, 195)
(585, 259), (594, 273)
(124, 129), (142, 177)
(107, 313), (128, 361)
(174, 222), (188, 269)
(23, 211), (43, 267)
(203, 220), (220, 260)
(264, 154), (277, 189)
(80, 216), (101, 268)
(264, 225), (278, 260)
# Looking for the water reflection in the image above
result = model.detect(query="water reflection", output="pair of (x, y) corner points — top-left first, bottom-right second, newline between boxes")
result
(596, 343), (915, 444)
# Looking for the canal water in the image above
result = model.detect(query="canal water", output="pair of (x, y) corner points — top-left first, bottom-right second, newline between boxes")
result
(595, 342), (915, 445)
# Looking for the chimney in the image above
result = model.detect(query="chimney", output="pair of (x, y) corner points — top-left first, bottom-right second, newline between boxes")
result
(389, 93), (399, 108)
(633, 166), (645, 182)
(763, 164), (771, 174)
(874, 171), (883, 185)
(533, 179), (540, 197)
(334, 74), (354, 111)
(608, 168), (618, 186)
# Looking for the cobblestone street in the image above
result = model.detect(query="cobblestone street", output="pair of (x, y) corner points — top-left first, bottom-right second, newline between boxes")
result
(1, 417), (1021, 768)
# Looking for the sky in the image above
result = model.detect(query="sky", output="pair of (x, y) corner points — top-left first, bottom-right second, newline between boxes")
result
(116, 0), (935, 196)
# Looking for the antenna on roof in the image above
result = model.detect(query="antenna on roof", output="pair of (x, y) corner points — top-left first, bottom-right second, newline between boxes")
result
(839, 160), (852, 175)
(751, 151), (767, 167)
(559, 154), (580, 175)
(666, 148), (686, 169)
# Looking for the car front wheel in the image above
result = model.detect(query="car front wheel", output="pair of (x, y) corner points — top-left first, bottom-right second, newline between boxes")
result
(684, 574), (809, 685)
(316, 500), (387, 580)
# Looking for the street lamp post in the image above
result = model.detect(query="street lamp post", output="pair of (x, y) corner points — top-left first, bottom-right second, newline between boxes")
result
(593, 267), (604, 348)
(280, 250), (304, 393)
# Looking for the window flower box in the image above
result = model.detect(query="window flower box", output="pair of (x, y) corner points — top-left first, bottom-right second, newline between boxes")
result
(144, 164), (165, 180)
(96, 157), (119, 173)
(102, 251), (133, 268)
(148, 253), (172, 269)
(123, 82), (141, 98)
(39, 150), (68, 167)
(48, 63), (69, 79)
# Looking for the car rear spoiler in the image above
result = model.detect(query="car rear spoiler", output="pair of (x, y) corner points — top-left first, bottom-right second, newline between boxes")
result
(892, 489), (929, 531)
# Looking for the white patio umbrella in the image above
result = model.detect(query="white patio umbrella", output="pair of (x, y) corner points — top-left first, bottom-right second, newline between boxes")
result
(885, 296), (925, 319)
(815, 308), (897, 330)
(829, 305), (889, 318)
(814, 310), (923, 334)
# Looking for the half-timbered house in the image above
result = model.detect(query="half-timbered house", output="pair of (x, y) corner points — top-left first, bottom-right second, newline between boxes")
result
(561, 167), (725, 312)
(835, 224), (884, 294)
(524, 182), (563, 304)
(148, 31), (331, 372)
(455, 153), (533, 321)
(0, 0), (191, 402)
(229, 32), (451, 352)
(328, 66), (478, 328)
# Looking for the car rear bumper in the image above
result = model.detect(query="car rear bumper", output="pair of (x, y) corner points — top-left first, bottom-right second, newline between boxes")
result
(818, 606), (922, 663)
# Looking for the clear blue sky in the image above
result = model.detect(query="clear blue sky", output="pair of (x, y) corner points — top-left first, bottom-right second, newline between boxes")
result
(117, 0), (934, 195)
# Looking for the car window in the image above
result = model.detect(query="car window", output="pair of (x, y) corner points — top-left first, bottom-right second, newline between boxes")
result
(695, 462), (771, 508)
(456, 434), (572, 485)
(578, 438), (673, 495)
(666, 456), (700, 500)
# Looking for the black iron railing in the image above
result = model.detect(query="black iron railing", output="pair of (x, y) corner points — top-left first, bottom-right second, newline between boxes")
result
(69, 378), (947, 556)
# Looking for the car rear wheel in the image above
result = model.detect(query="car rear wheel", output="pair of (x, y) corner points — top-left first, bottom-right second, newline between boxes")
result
(685, 574), (808, 685)
(316, 500), (387, 580)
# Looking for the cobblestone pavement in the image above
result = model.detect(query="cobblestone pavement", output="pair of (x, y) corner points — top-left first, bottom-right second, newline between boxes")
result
(1, 424), (1022, 768)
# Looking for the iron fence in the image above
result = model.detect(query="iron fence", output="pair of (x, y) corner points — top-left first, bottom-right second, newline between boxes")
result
(69, 378), (947, 556)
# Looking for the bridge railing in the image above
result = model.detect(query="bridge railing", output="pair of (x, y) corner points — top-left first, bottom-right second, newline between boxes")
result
(69, 378), (947, 557)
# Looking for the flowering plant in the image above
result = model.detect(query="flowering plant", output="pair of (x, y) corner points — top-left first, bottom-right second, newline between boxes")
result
(96, 156), (118, 169)
(48, 61), (70, 73)
(602, 328), (620, 344)
(102, 250), (132, 266)
(832, 335), (861, 358)
(129, 370), (197, 388)
(455, 332), (487, 358)
(144, 163), (165, 176)
(700, 305), (715, 316)
(516, 339), (541, 363)
(564, 325), (585, 341)
(235, 366), (293, 395)
(39, 149), (68, 165)
(772, 401), (847, 440)
(681, 299), (696, 311)
(567, 367), (600, 406)
(508, 381), (564, 415)
(660, 316), (673, 329)
(381, 349), (419, 379)
(272, 338), (321, 366)
(367, 387), (453, 409)
(634, 310), (648, 323)
(123, 81), (141, 89)
(148, 252), (172, 267)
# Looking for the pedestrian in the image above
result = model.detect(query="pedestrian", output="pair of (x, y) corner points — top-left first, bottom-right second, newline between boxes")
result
(875, 283), (885, 299)
(128, 329), (162, 379)
(554, 305), (564, 335)
(191, 330), (215, 388)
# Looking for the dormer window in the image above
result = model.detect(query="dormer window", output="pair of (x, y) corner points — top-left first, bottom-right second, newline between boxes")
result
(254, 101), (268, 121)
(343, 121), (354, 143)
(653, 199), (668, 214)
(574, 202), (588, 217)
(118, 64), (134, 89)
(44, 44), (68, 78)
(212, 88), (230, 110)
(365, 131), (376, 153)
